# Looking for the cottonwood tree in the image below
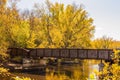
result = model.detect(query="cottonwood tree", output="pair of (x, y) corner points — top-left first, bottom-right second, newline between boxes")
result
(0, 0), (9, 62)
(33, 0), (95, 48)
(0, 0), (95, 49)
(92, 36), (113, 49)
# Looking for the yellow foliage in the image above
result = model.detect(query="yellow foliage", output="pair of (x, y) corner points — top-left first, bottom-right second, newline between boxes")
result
(0, 67), (9, 73)
(36, 1), (95, 48)
(98, 50), (120, 80)
(46, 72), (69, 80)
(13, 77), (31, 80)
(92, 36), (113, 49)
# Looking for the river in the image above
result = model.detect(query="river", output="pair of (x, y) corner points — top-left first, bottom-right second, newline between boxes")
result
(14, 59), (100, 80)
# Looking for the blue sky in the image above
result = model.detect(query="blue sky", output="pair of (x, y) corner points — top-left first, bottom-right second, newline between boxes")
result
(17, 0), (120, 40)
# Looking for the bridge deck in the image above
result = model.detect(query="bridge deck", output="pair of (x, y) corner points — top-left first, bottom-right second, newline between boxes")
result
(8, 48), (113, 60)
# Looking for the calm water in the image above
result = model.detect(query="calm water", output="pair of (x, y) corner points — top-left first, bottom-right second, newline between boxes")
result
(15, 60), (100, 80)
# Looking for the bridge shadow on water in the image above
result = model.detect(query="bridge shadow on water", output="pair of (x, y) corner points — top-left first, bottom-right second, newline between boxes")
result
(12, 68), (46, 80)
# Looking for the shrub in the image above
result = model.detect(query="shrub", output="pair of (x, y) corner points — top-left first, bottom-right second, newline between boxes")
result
(98, 50), (120, 80)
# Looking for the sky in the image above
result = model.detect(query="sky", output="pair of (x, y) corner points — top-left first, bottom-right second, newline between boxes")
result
(16, 0), (120, 40)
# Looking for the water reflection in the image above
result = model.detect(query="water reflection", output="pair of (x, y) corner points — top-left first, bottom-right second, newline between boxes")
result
(13, 59), (100, 80)
(46, 60), (99, 80)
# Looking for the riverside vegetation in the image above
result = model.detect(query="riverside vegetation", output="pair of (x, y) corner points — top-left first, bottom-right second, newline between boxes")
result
(0, 0), (120, 80)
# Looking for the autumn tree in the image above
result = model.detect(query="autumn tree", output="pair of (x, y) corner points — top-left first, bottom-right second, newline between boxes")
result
(111, 40), (120, 49)
(0, 0), (95, 49)
(92, 36), (113, 49)
(32, 0), (95, 48)
(0, 0), (9, 62)
(0, 0), (31, 48)
(92, 36), (120, 79)
(98, 50), (120, 80)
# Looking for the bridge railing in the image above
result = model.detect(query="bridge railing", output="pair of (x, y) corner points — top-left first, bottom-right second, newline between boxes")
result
(8, 48), (114, 60)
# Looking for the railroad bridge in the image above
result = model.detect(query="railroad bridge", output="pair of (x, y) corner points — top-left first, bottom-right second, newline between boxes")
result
(8, 48), (114, 60)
